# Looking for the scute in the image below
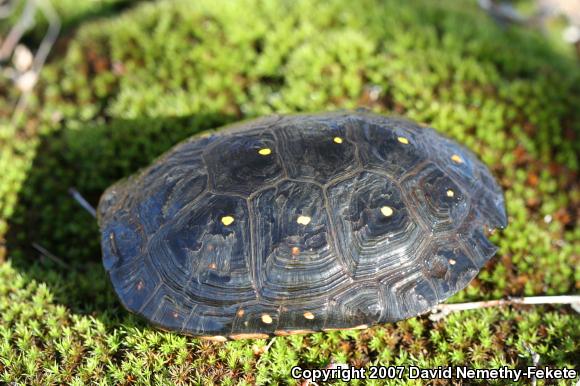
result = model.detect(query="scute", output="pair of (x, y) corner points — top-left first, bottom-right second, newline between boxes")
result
(348, 116), (429, 179)
(203, 130), (284, 196)
(251, 180), (346, 301)
(425, 129), (480, 192)
(276, 304), (327, 332)
(97, 111), (507, 338)
(102, 213), (144, 271)
(400, 163), (470, 234)
(324, 284), (384, 329)
(326, 171), (424, 279)
(275, 117), (360, 183)
(230, 302), (281, 336)
(377, 236), (435, 321)
(421, 240), (479, 300)
(108, 251), (162, 315)
(149, 193), (256, 304)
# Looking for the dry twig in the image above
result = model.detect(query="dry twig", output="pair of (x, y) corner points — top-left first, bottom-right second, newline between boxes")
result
(0, 0), (61, 124)
(69, 187), (97, 218)
(32, 241), (69, 268)
(430, 295), (580, 321)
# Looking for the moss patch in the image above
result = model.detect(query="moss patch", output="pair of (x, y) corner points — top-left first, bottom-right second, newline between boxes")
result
(0, 0), (578, 384)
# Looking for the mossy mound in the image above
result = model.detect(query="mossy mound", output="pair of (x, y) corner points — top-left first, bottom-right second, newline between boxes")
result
(0, 0), (578, 384)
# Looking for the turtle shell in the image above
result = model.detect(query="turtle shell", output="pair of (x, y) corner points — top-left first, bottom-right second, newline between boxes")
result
(97, 111), (507, 340)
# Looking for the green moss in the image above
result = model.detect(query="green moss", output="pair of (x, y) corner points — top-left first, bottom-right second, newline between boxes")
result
(0, 0), (578, 384)
(2, 259), (576, 385)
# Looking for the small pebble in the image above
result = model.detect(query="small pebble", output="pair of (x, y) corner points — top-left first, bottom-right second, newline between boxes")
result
(13, 45), (33, 72)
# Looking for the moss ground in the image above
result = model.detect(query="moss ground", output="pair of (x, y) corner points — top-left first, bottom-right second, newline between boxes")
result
(0, 0), (578, 384)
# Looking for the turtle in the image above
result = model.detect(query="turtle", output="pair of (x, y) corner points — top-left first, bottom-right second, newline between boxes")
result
(97, 111), (507, 341)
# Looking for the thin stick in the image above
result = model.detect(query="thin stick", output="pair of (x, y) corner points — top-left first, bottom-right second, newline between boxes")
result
(11, 0), (61, 125)
(430, 295), (580, 321)
(256, 337), (276, 366)
(0, 0), (17, 18)
(32, 0), (61, 74)
(68, 187), (97, 218)
(0, 0), (36, 61)
(523, 342), (540, 386)
(32, 242), (69, 268)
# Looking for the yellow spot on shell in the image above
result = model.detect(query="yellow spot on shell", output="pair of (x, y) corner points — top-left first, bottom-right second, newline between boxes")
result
(296, 215), (311, 225)
(303, 312), (315, 320)
(236, 309), (245, 317)
(258, 148), (272, 156)
(261, 314), (273, 324)
(446, 189), (455, 198)
(333, 137), (343, 144)
(451, 154), (463, 164)
(291, 247), (300, 256)
(449, 258), (456, 265)
(221, 216), (235, 226)
(380, 206), (394, 217)
(397, 136), (409, 144)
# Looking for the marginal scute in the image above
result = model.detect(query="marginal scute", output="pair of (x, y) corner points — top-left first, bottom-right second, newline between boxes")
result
(460, 228), (498, 267)
(424, 252), (450, 279)
(381, 272), (437, 321)
(274, 329), (315, 336)
(230, 303), (280, 335)
(324, 284), (384, 329)
(139, 293), (192, 332)
(378, 237), (437, 321)
(177, 303), (237, 336)
(421, 241), (479, 300)
(98, 111), (506, 337)
(474, 170), (508, 229)
(230, 333), (270, 340)
(108, 255), (162, 314)
(277, 305), (326, 331)
(424, 128), (478, 192)
(200, 335), (228, 342)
